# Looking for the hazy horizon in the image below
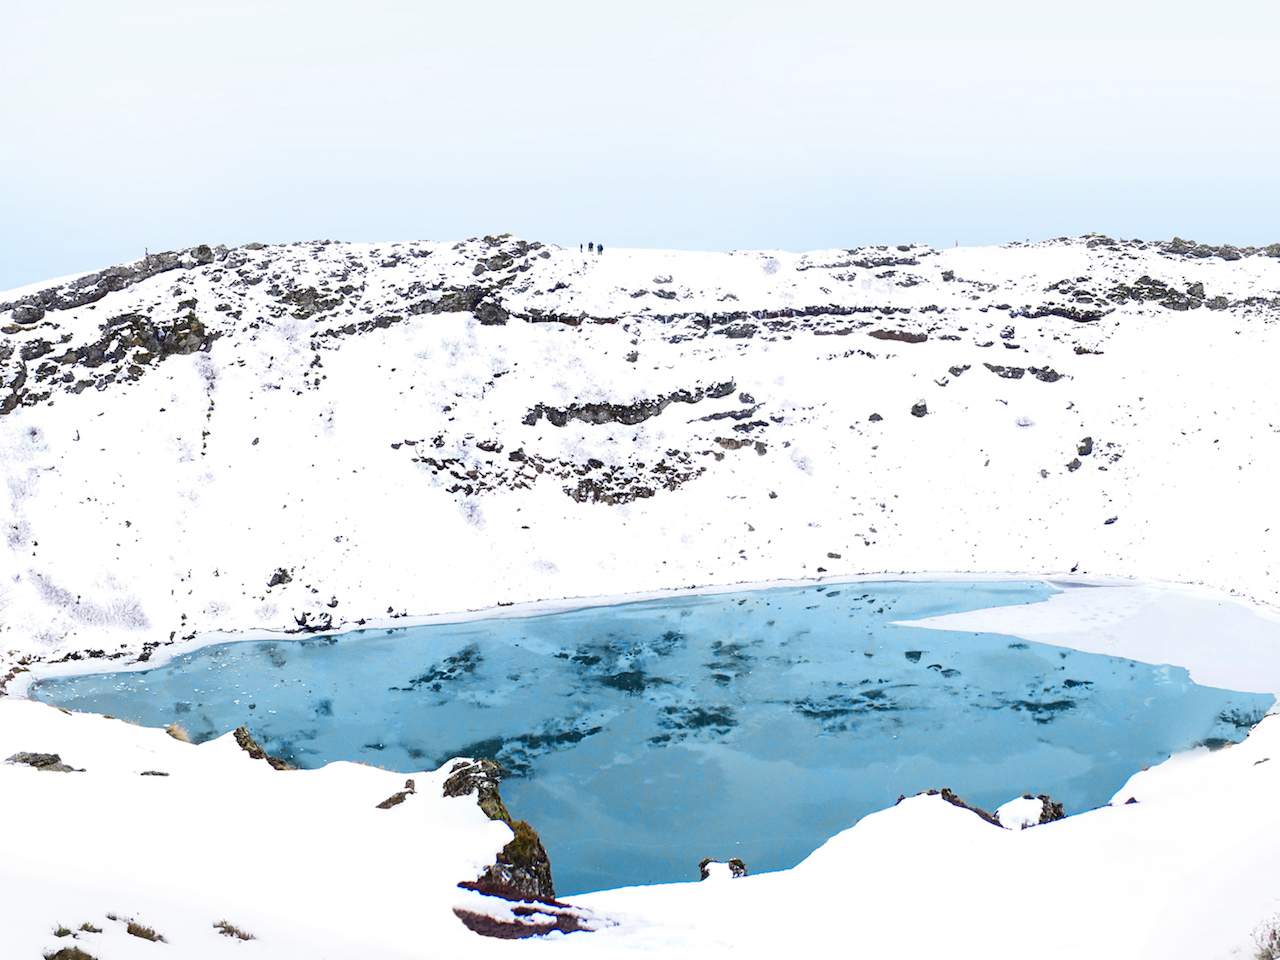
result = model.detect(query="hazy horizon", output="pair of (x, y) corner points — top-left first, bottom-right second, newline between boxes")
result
(3, 0), (1277, 290)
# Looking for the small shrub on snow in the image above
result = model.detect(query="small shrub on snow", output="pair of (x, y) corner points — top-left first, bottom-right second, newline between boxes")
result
(44, 948), (97, 960)
(125, 921), (166, 942)
(461, 499), (485, 529)
(214, 919), (256, 940)
(1256, 913), (1280, 960)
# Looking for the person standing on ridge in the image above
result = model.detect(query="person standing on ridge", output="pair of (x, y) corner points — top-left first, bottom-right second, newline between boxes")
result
(588, 242), (595, 254)
(598, 242), (605, 254)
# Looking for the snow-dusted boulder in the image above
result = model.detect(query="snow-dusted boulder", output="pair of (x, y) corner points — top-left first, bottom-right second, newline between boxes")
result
(699, 857), (748, 880)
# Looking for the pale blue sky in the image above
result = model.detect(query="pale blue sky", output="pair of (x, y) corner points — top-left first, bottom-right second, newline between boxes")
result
(2, 0), (1277, 289)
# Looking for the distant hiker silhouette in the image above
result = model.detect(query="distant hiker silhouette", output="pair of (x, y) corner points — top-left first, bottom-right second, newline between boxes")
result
(588, 242), (595, 254)
(597, 243), (605, 254)
(579, 243), (583, 252)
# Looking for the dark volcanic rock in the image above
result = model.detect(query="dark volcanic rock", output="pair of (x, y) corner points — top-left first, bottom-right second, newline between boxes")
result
(1160, 236), (1280, 261)
(376, 778), (418, 809)
(869, 328), (927, 344)
(0, 244), (229, 318)
(897, 787), (1002, 827)
(10, 304), (44, 324)
(473, 300), (510, 325)
(1108, 274), (1208, 311)
(1017, 304), (1110, 323)
(279, 285), (344, 319)
(424, 286), (486, 315)
(984, 363), (1026, 379)
(1029, 366), (1064, 383)
(453, 900), (599, 940)
(3, 310), (221, 417)
(5, 751), (82, 772)
(524, 381), (735, 428)
(699, 857), (749, 880)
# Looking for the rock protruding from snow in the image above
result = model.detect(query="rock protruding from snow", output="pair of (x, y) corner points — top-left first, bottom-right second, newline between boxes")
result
(699, 857), (748, 880)
(1, 244), (229, 320)
(232, 726), (295, 770)
(897, 787), (1003, 827)
(452, 891), (607, 941)
(996, 794), (1068, 830)
(5, 751), (82, 773)
(445, 759), (557, 904)
(376, 778), (417, 809)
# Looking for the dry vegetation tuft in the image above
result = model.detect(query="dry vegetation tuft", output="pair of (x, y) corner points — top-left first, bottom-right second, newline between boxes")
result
(44, 948), (97, 960)
(214, 920), (256, 941)
(126, 921), (166, 943)
(1258, 914), (1280, 960)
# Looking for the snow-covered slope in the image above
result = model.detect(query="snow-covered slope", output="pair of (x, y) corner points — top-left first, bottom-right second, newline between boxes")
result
(4, 235), (1280, 958)
(2, 234), (1278, 679)
(0, 699), (518, 958)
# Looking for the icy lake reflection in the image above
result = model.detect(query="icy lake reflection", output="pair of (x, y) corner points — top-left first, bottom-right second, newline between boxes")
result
(31, 581), (1274, 894)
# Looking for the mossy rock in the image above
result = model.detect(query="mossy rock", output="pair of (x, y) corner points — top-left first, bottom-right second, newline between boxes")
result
(233, 726), (294, 770)
(502, 820), (549, 871)
(445, 759), (555, 901)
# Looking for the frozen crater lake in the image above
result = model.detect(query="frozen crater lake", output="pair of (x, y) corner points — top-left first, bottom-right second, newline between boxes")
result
(31, 580), (1273, 894)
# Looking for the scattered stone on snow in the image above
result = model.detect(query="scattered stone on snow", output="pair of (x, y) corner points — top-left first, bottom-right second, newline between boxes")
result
(267, 567), (293, 588)
(376, 778), (418, 809)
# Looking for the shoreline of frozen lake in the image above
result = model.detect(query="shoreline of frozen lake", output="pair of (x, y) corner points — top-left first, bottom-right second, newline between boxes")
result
(23, 577), (1279, 895)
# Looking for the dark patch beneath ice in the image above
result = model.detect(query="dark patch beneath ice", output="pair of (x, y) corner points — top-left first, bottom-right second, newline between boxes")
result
(392, 644), (482, 692)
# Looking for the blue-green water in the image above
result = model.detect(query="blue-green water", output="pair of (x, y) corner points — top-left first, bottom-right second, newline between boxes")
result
(30, 581), (1273, 894)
